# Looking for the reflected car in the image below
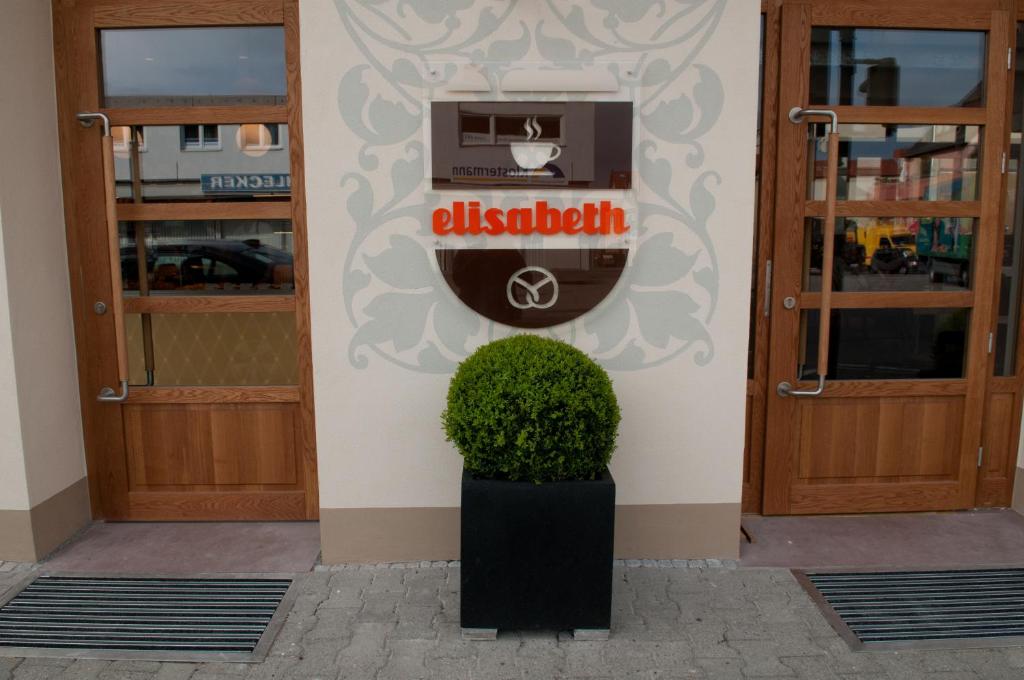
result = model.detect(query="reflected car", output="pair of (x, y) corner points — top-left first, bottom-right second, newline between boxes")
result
(121, 239), (293, 291)
(870, 246), (919, 275)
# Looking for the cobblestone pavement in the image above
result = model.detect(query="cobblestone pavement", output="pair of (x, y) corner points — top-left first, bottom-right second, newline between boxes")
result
(1, 560), (1024, 679)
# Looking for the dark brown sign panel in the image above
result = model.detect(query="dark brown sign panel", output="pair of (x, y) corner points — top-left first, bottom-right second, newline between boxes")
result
(436, 248), (628, 328)
(431, 102), (633, 190)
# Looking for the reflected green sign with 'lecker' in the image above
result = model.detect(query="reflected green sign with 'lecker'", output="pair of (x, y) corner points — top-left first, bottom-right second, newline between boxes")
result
(201, 174), (291, 194)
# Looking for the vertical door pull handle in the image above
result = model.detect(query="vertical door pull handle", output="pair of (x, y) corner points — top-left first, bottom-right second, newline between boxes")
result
(778, 107), (839, 398)
(78, 111), (131, 403)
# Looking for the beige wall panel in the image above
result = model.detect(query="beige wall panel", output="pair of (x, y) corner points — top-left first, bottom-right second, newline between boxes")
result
(0, 0), (87, 509)
(300, 0), (759, 550)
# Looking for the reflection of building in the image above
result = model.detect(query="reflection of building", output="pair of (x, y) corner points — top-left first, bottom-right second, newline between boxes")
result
(809, 124), (981, 202)
(113, 123), (295, 298)
(431, 102), (633, 190)
(113, 123), (291, 201)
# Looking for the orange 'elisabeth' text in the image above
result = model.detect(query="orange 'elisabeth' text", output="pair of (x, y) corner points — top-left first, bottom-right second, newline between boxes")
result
(432, 201), (630, 236)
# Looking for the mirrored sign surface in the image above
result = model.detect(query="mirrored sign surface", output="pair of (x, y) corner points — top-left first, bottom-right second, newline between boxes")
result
(431, 102), (633, 190)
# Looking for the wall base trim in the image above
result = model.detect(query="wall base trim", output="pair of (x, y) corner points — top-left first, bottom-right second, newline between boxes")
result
(614, 503), (741, 560)
(0, 477), (91, 562)
(321, 507), (459, 564)
(320, 502), (741, 564)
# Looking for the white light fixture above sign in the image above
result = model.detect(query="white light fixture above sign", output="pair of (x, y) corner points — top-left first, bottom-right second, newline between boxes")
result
(444, 64), (491, 93)
(501, 67), (619, 93)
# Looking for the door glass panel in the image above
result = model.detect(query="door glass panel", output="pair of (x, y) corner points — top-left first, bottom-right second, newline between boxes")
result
(113, 125), (290, 202)
(808, 124), (981, 201)
(809, 28), (986, 107)
(749, 14), (766, 378)
(119, 220), (294, 295)
(995, 23), (1024, 375)
(804, 217), (974, 292)
(125, 312), (297, 386)
(100, 27), (286, 108)
(800, 308), (969, 380)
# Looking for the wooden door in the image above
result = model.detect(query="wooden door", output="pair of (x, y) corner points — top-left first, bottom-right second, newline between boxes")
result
(763, 0), (1009, 514)
(52, 0), (317, 520)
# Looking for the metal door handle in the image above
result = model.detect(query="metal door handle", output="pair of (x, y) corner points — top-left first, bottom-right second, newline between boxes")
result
(777, 376), (825, 397)
(78, 111), (131, 403)
(98, 380), (130, 402)
(778, 107), (839, 398)
(788, 107), (837, 129)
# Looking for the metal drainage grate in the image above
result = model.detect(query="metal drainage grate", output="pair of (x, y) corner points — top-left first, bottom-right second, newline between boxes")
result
(796, 568), (1024, 650)
(0, 575), (294, 661)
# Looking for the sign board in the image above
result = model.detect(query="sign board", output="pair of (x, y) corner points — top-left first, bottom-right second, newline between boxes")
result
(429, 100), (634, 328)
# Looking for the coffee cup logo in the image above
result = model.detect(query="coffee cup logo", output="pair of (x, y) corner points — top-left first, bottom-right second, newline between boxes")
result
(510, 117), (561, 170)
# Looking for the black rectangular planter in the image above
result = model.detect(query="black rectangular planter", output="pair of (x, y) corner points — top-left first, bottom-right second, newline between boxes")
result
(460, 468), (615, 632)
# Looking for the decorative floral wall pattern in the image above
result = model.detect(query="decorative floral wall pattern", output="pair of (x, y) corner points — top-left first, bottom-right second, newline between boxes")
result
(335, 0), (727, 373)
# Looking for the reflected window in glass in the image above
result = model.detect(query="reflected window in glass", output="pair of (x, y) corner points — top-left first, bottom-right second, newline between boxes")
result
(800, 308), (969, 380)
(995, 23), (1024, 375)
(100, 26), (286, 108)
(809, 28), (986, 107)
(239, 124), (282, 151)
(460, 114), (492, 146)
(181, 124), (221, 151)
(119, 220), (294, 295)
(112, 126), (145, 153)
(808, 124), (981, 201)
(113, 124), (290, 202)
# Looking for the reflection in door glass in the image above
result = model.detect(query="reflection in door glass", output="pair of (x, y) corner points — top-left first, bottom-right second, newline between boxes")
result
(100, 27), (286, 108)
(800, 308), (968, 380)
(113, 124), (290, 202)
(995, 23), (1024, 375)
(808, 124), (981, 201)
(119, 221), (294, 296)
(749, 14), (766, 378)
(809, 28), (986, 107)
(804, 217), (974, 292)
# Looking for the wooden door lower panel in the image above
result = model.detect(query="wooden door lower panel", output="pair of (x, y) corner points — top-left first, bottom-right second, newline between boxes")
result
(976, 384), (1023, 507)
(789, 482), (964, 514)
(126, 490), (307, 520)
(120, 403), (310, 520)
(785, 394), (968, 514)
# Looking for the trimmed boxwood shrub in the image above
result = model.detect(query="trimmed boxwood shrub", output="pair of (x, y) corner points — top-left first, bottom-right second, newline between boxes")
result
(443, 335), (620, 483)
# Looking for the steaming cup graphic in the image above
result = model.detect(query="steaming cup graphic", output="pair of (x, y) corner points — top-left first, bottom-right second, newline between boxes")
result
(510, 142), (561, 170)
(510, 116), (561, 170)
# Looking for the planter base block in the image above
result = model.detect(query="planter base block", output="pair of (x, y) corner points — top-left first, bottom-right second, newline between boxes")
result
(573, 629), (610, 641)
(461, 627), (498, 641)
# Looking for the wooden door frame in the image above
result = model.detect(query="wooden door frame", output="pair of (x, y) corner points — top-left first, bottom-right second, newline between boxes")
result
(743, 0), (783, 514)
(51, 0), (317, 519)
(749, 0), (1011, 514)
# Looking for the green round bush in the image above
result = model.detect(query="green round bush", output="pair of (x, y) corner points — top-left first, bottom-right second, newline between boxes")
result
(442, 335), (620, 483)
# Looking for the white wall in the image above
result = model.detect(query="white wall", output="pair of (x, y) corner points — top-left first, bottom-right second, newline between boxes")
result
(301, 1), (759, 511)
(0, 0), (87, 508)
(0, 211), (30, 512)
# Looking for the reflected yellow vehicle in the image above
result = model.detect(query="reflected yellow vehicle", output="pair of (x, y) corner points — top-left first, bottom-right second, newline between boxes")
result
(843, 219), (918, 265)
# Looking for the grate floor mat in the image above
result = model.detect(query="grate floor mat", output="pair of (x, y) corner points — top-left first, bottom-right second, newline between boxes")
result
(796, 568), (1024, 650)
(0, 575), (294, 661)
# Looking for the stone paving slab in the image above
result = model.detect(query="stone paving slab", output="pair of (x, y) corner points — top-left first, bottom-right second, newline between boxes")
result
(0, 562), (1022, 679)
